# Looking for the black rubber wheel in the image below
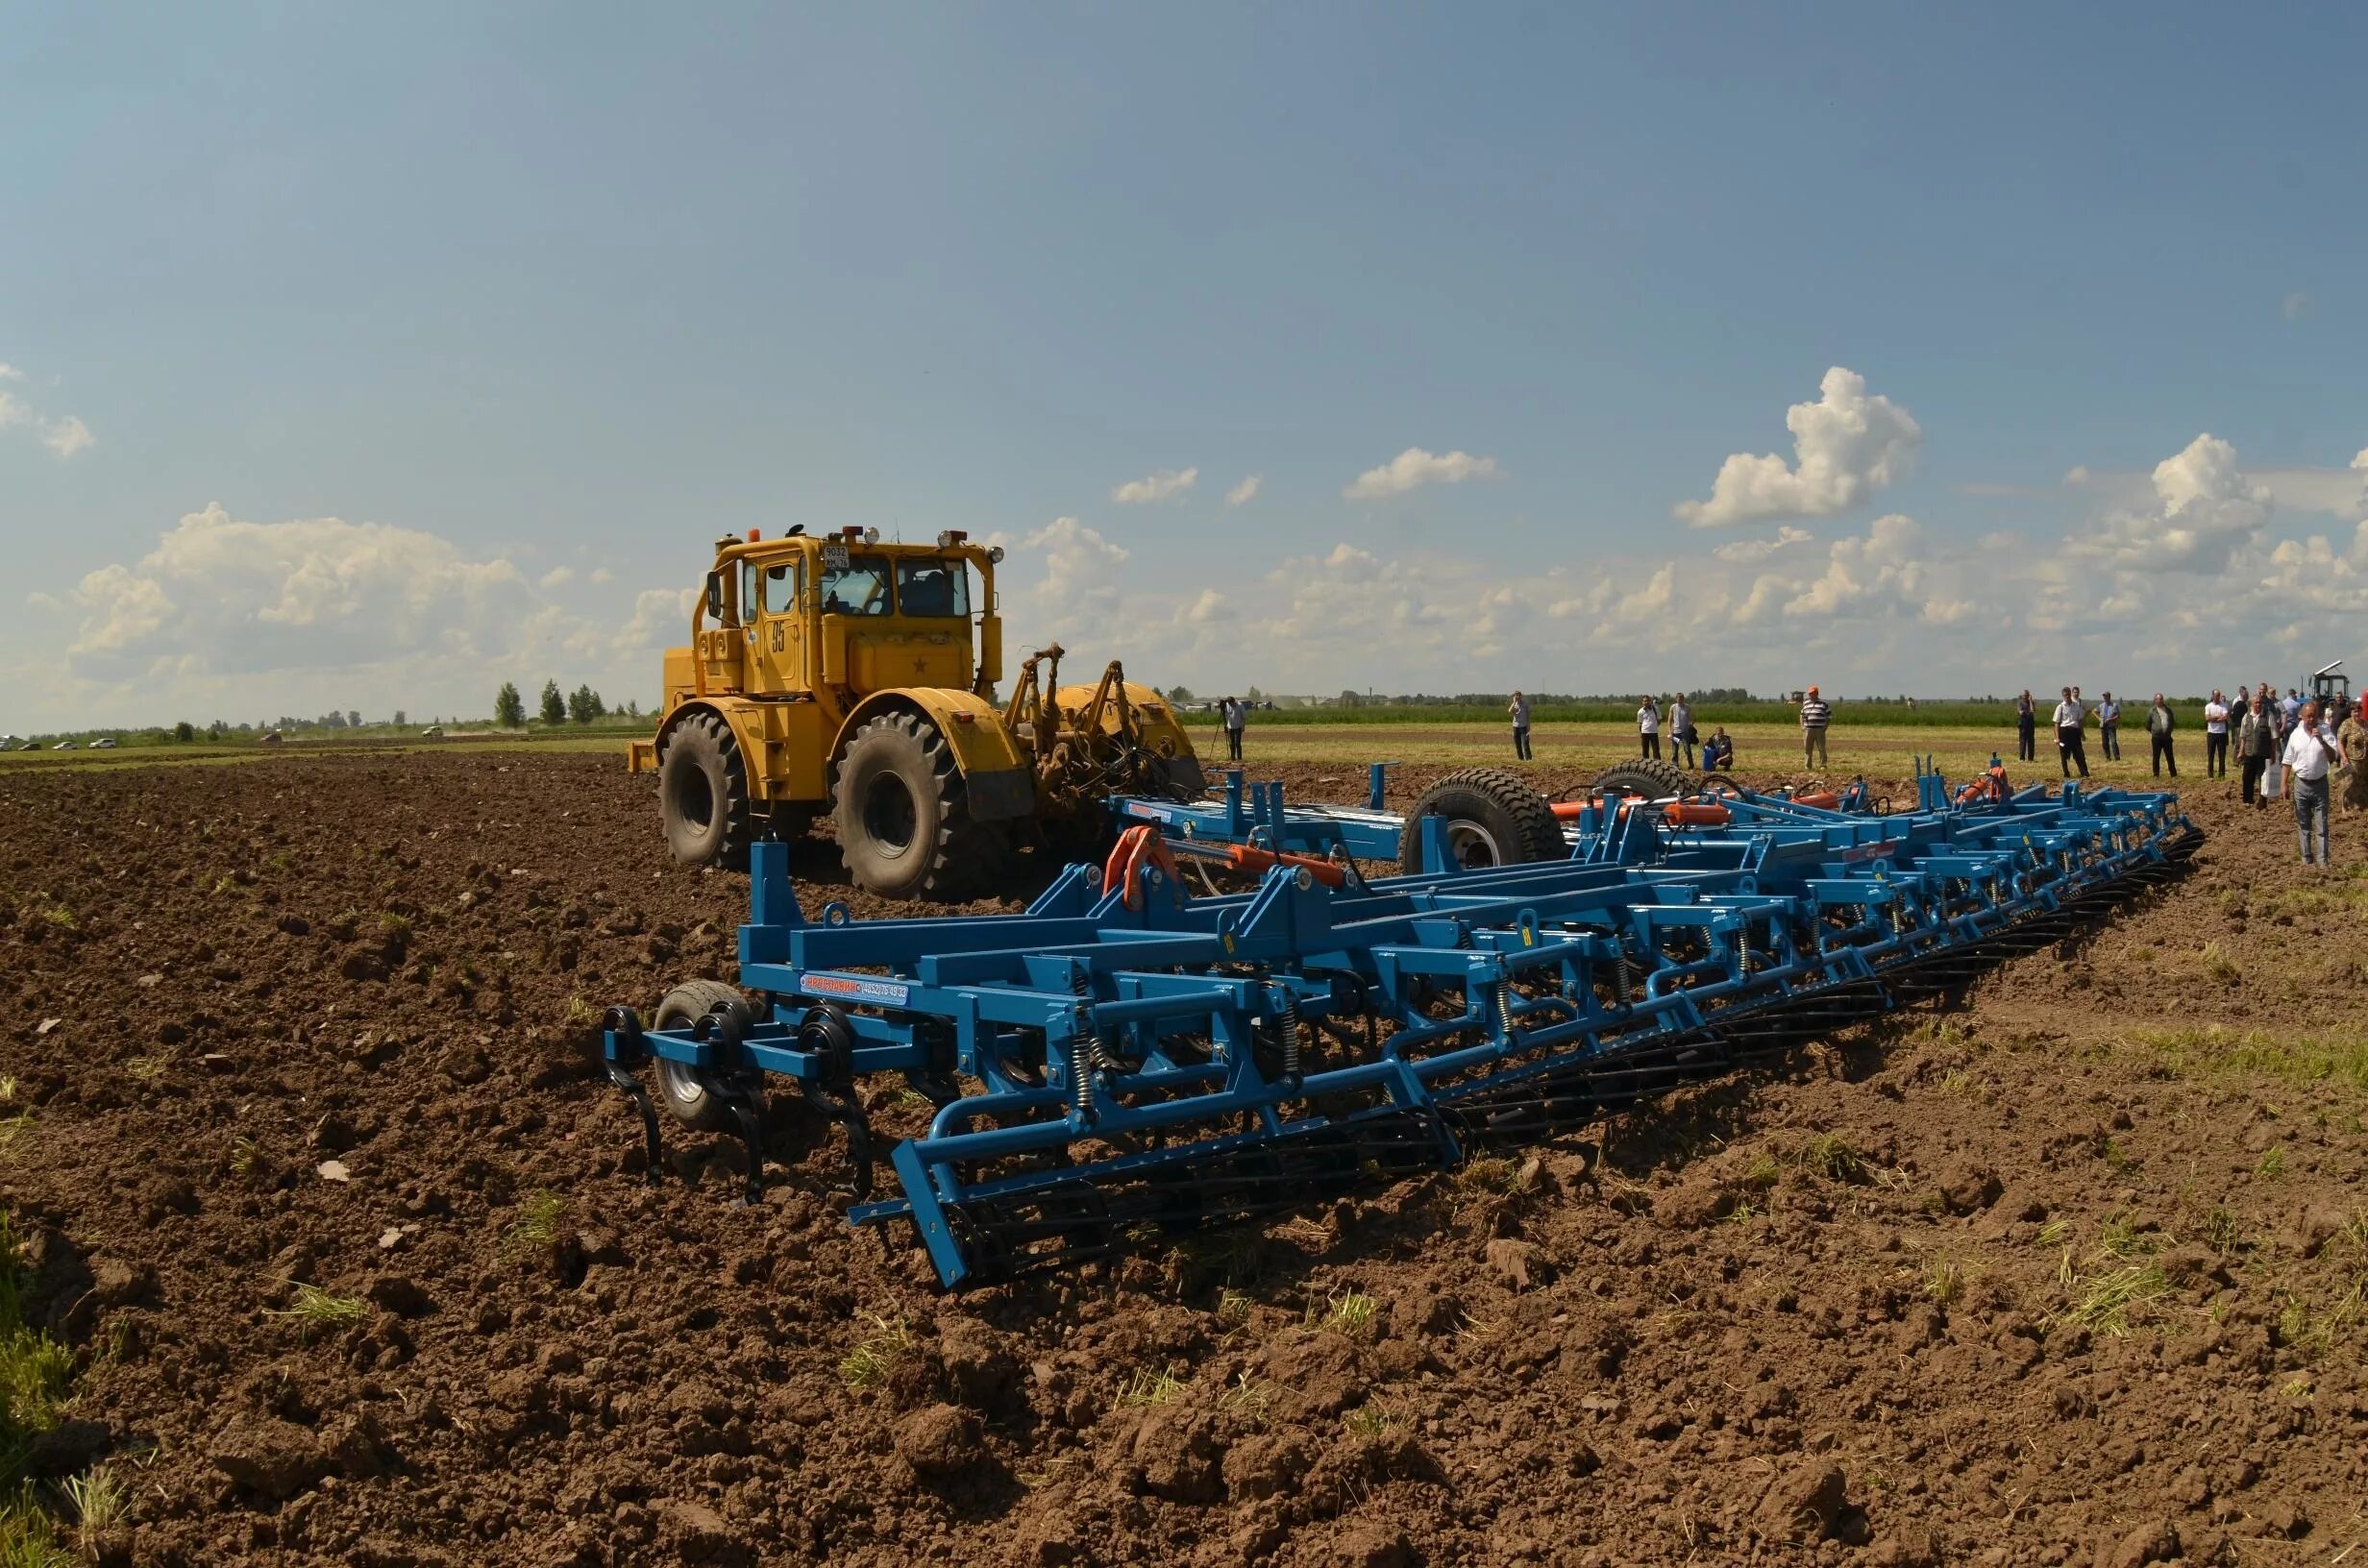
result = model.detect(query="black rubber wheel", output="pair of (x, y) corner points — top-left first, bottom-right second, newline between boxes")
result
(650, 979), (744, 1133)
(1398, 767), (1564, 874)
(832, 712), (1004, 900)
(658, 712), (752, 869)
(1587, 758), (1697, 800)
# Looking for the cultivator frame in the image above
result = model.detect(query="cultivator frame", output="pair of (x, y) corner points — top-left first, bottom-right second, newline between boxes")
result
(603, 764), (2199, 1288)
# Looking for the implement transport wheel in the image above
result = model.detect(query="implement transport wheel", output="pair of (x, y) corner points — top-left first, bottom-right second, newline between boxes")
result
(650, 979), (745, 1133)
(659, 712), (752, 869)
(1587, 758), (1697, 800)
(1399, 767), (1564, 874)
(833, 712), (1003, 901)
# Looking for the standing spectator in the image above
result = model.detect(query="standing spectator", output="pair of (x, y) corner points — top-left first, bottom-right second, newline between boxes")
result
(2054, 687), (2090, 778)
(1800, 686), (1831, 770)
(1636, 695), (1662, 760)
(2283, 689), (2304, 727)
(2236, 694), (2277, 807)
(2342, 698), (2368, 816)
(2146, 693), (2178, 777)
(2282, 699), (2341, 866)
(2015, 690), (2037, 762)
(1221, 696), (1246, 763)
(1668, 693), (1696, 769)
(2202, 690), (2231, 777)
(1507, 691), (1532, 762)
(2097, 691), (2122, 762)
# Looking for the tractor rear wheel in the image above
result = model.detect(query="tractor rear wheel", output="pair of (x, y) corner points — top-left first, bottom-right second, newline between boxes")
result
(1587, 758), (1697, 800)
(1398, 767), (1565, 874)
(833, 712), (1004, 900)
(658, 713), (752, 869)
(650, 979), (744, 1133)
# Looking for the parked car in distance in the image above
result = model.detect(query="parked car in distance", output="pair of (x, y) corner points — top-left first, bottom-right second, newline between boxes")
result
(420, 725), (445, 738)
(89, 737), (117, 749)
(51, 741), (76, 750)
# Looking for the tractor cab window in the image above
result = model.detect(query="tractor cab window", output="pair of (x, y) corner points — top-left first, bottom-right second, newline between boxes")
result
(819, 553), (894, 617)
(895, 558), (970, 619)
(760, 559), (801, 614)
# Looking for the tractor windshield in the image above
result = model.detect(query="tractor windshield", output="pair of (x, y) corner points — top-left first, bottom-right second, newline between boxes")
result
(895, 558), (970, 619)
(819, 554), (894, 617)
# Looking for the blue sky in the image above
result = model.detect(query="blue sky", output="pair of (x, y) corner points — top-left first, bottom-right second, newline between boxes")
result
(5, 3), (2366, 727)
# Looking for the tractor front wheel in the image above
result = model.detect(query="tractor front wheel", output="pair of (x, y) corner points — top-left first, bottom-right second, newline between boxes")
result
(832, 712), (1003, 900)
(658, 713), (752, 869)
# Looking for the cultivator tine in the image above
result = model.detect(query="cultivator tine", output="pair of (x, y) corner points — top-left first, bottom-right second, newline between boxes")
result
(600, 765), (2201, 1288)
(600, 1007), (666, 1184)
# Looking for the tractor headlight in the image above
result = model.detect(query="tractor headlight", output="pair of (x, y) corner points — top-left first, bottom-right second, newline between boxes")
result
(863, 527), (880, 546)
(988, 545), (1005, 564)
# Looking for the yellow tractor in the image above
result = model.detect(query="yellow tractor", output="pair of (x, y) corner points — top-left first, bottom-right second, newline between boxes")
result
(628, 526), (1204, 899)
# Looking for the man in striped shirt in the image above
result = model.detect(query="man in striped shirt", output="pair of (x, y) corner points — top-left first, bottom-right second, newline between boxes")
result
(1800, 686), (1831, 769)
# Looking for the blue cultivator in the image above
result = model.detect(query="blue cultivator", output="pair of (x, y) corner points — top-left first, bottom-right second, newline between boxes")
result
(602, 763), (2199, 1288)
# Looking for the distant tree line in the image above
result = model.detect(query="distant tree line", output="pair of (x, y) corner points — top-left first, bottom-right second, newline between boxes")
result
(494, 680), (639, 727)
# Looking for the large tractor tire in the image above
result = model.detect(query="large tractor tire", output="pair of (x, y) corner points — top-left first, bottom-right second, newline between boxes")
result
(1398, 767), (1565, 874)
(1587, 758), (1697, 800)
(659, 712), (752, 869)
(650, 979), (745, 1133)
(833, 712), (1004, 900)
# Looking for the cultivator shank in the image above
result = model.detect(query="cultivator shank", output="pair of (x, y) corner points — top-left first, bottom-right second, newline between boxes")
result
(603, 764), (2199, 1288)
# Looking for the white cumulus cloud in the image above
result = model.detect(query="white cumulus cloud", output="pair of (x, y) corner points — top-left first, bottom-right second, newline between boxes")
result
(2067, 433), (2270, 574)
(1712, 526), (1813, 564)
(1675, 367), (1921, 527)
(0, 359), (96, 460)
(1225, 475), (1261, 507)
(1111, 467), (1196, 504)
(1343, 448), (1501, 501)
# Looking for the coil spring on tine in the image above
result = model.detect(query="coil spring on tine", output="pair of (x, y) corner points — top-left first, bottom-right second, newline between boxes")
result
(1493, 977), (1516, 1039)
(1277, 991), (1301, 1083)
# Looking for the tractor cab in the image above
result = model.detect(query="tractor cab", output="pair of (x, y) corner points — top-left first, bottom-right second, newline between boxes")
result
(2309, 659), (2349, 717)
(671, 527), (1007, 715)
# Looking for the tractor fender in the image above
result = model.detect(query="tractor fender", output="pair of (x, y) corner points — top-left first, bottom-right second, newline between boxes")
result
(833, 688), (1036, 822)
(652, 698), (773, 797)
(1052, 680), (1206, 792)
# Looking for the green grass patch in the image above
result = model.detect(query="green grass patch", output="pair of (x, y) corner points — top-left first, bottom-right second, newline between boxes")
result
(2131, 1025), (2368, 1095)
(837, 1314), (913, 1390)
(270, 1284), (367, 1336)
(503, 1192), (567, 1257)
(1117, 1364), (1187, 1408)
(2, 1213), (78, 1566)
(2061, 1262), (2170, 1336)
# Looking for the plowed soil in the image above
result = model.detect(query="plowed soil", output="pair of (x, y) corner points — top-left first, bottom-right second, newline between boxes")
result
(3, 753), (2364, 1567)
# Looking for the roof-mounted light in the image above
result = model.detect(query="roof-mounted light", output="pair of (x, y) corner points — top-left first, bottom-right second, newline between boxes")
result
(937, 529), (969, 550)
(987, 545), (1005, 564)
(863, 527), (881, 546)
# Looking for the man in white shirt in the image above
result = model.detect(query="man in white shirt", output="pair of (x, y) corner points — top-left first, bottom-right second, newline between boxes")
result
(2203, 691), (2231, 777)
(1636, 696), (1661, 760)
(2282, 699), (2342, 866)
(2053, 687), (2089, 779)
(1667, 693), (1695, 769)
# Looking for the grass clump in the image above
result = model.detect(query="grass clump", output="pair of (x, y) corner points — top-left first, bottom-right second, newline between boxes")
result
(2255, 1144), (2285, 1180)
(1313, 1289), (1379, 1339)
(272, 1284), (367, 1336)
(1218, 1372), (1270, 1424)
(2063, 1262), (2169, 1336)
(1925, 1258), (1964, 1307)
(2199, 943), (2238, 985)
(1117, 1364), (1187, 1408)
(1344, 1403), (1394, 1439)
(1216, 1289), (1254, 1328)
(1792, 1134), (1868, 1184)
(838, 1314), (913, 1389)
(504, 1191), (567, 1256)
(62, 1464), (130, 1547)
